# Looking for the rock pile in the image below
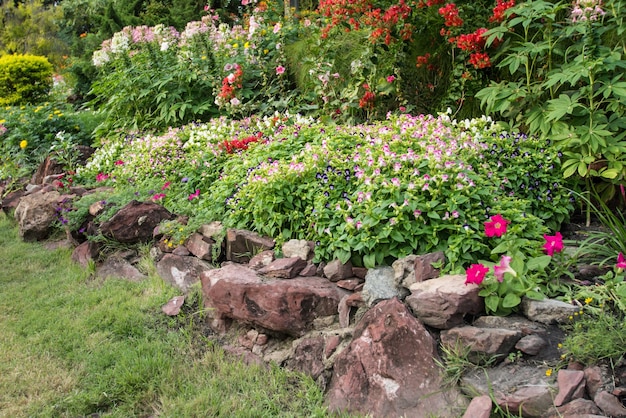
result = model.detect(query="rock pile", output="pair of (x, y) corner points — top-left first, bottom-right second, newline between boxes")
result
(2, 183), (626, 418)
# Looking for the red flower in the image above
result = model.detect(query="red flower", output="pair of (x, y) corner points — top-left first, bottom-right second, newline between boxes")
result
(151, 193), (166, 201)
(469, 52), (491, 69)
(455, 28), (487, 51)
(490, 0), (515, 23)
(438, 3), (463, 27)
(114, 160), (124, 166)
(465, 263), (489, 285)
(416, 53), (431, 68)
(484, 214), (509, 237)
(96, 173), (109, 182)
(161, 181), (171, 190)
(543, 232), (564, 256)
(359, 84), (376, 109)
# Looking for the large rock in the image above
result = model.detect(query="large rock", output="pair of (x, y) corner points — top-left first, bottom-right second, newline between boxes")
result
(521, 297), (580, 324)
(185, 232), (214, 261)
(201, 264), (348, 337)
(156, 253), (213, 292)
(31, 156), (64, 185)
(225, 228), (275, 263)
(14, 190), (62, 241)
(362, 266), (409, 306)
(100, 200), (174, 243)
(1, 189), (26, 214)
(462, 365), (556, 418)
(406, 274), (483, 329)
(325, 298), (467, 418)
(440, 326), (522, 359)
(97, 255), (146, 282)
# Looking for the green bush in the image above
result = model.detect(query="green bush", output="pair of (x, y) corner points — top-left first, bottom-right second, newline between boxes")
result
(0, 54), (54, 106)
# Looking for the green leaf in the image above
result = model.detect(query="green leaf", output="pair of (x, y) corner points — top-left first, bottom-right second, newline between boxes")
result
(363, 253), (376, 269)
(526, 255), (552, 271)
(484, 295), (500, 314)
(526, 290), (546, 300)
(502, 293), (522, 308)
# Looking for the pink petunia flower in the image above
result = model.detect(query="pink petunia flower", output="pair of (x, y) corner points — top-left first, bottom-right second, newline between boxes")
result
(543, 232), (564, 256)
(387, 75), (396, 83)
(465, 263), (489, 285)
(188, 189), (200, 200)
(96, 173), (109, 182)
(151, 193), (165, 201)
(161, 181), (171, 190)
(617, 252), (626, 269)
(114, 160), (124, 166)
(493, 255), (516, 282)
(276, 65), (285, 75)
(484, 214), (509, 237)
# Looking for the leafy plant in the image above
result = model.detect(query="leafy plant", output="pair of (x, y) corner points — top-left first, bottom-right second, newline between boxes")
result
(477, 0), (626, 200)
(0, 54), (54, 106)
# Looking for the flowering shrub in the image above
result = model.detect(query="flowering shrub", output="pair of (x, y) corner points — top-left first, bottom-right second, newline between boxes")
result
(77, 111), (574, 270)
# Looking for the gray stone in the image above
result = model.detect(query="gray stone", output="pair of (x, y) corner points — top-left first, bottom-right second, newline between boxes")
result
(406, 274), (483, 329)
(156, 253), (213, 292)
(362, 266), (409, 306)
(14, 190), (61, 241)
(521, 297), (580, 324)
(97, 255), (146, 282)
(198, 221), (224, 239)
(282, 239), (312, 261)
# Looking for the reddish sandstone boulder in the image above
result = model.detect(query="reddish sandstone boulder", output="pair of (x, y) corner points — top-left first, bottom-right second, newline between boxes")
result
(100, 200), (174, 243)
(201, 264), (348, 337)
(325, 298), (467, 418)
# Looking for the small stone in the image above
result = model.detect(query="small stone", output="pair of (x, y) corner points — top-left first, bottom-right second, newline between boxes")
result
(515, 334), (547, 356)
(462, 395), (492, 418)
(281, 239), (312, 261)
(162, 296), (185, 316)
(554, 369), (585, 407)
(248, 250), (275, 270)
(335, 279), (363, 291)
(521, 297), (580, 324)
(323, 259), (353, 282)
(362, 266), (408, 306)
(594, 391), (626, 417)
(299, 263), (318, 277)
(440, 326), (521, 358)
(172, 245), (190, 256)
(258, 257), (307, 279)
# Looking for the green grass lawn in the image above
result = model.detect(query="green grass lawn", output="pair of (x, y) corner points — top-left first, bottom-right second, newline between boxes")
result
(0, 212), (335, 418)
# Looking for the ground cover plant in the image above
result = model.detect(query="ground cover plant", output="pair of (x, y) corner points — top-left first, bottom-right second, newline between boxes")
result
(0, 213), (339, 417)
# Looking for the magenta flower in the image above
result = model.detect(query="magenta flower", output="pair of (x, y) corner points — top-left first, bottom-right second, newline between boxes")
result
(387, 75), (396, 83)
(161, 181), (171, 190)
(96, 173), (109, 182)
(188, 189), (200, 200)
(543, 232), (564, 256)
(276, 65), (285, 75)
(617, 253), (626, 269)
(465, 263), (489, 285)
(493, 255), (516, 282)
(151, 193), (165, 201)
(114, 160), (124, 166)
(484, 214), (509, 237)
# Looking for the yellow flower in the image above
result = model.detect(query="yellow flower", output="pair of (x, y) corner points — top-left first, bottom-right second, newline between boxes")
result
(557, 343), (562, 349)
(263, 49), (269, 54)
(545, 368), (553, 377)
(0, 119), (5, 124)
(19, 140), (27, 149)
(584, 297), (593, 304)
(233, 43), (239, 48)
